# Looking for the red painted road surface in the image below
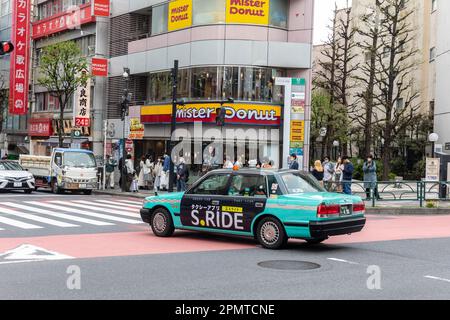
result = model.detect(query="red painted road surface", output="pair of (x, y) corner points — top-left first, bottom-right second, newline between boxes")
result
(1, 215), (450, 260)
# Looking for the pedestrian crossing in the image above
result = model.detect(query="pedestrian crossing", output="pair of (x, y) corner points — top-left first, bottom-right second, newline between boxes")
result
(0, 199), (146, 232)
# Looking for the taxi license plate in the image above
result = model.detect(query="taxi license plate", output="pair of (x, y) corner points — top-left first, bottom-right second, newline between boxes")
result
(79, 184), (87, 188)
(14, 182), (22, 188)
(340, 205), (352, 216)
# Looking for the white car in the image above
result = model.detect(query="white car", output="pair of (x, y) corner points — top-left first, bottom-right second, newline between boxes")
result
(0, 160), (35, 193)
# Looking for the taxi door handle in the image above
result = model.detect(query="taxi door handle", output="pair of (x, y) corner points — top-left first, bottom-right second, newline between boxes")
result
(255, 202), (264, 208)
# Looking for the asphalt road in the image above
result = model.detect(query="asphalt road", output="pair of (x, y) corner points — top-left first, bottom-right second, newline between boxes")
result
(0, 190), (449, 300)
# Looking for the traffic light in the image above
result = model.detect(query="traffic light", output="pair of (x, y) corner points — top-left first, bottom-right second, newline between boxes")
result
(0, 41), (14, 55)
(216, 107), (226, 126)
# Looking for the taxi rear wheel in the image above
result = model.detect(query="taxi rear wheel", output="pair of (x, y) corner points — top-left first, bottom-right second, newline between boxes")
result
(256, 217), (287, 250)
(150, 208), (174, 237)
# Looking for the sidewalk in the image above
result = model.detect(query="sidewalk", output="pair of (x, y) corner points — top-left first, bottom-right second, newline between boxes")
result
(93, 188), (450, 214)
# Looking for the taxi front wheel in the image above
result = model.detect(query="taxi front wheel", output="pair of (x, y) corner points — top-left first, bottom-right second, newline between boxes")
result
(150, 208), (175, 237)
(256, 217), (287, 250)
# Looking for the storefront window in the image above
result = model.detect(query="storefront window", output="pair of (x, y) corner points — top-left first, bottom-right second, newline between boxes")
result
(269, 0), (289, 28)
(149, 72), (171, 103)
(191, 67), (219, 100)
(151, 4), (168, 35)
(193, 0), (225, 25)
(147, 66), (284, 104)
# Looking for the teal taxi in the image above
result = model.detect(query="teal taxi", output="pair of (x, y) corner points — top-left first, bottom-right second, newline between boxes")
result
(140, 169), (366, 249)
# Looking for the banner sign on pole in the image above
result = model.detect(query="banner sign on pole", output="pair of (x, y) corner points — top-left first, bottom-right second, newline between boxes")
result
(9, 0), (31, 115)
(74, 70), (91, 127)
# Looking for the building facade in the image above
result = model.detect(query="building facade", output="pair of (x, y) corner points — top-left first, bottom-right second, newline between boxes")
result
(106, 0), (314, 175)
(29, 0), (108, 164)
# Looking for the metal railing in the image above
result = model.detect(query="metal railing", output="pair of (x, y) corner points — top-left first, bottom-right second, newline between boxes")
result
(326, 180), (450, 207)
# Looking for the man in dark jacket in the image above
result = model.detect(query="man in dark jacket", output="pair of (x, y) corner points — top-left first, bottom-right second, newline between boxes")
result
(342, 156), (354, 195)
(289, 154), (299, 170)
(176, 157), (189, 192)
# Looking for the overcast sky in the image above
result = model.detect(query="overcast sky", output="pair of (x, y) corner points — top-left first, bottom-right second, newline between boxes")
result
(314, 0), (353, 45)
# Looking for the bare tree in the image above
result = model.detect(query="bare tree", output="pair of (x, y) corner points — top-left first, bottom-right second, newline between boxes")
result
(313, 1), (356, 158)
(355, 0), (421, 179)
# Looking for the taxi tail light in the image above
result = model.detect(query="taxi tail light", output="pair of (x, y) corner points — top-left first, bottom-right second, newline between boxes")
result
(317, 204), (340, 218)
(353, 202), (365, 213)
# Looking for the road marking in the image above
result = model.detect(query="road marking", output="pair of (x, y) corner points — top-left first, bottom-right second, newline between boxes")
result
(0, 244), (73, 265)
(424, 275), (450, 283)
(0, 206), (78, 228)
(50, 201), (140, 218)
(94, 200), (142, 209)
(115, 199), (144, 206)
(27, 201), (142, 224)
(1, 202), (113, 226)
(0, 215), (42, 229)
(327, 258), (361, 265)
(74, 200), (138, 212)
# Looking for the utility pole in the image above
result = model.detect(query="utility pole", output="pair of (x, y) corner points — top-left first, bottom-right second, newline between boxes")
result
(121, 68), (130, 192)
(168, 60), (178, 193)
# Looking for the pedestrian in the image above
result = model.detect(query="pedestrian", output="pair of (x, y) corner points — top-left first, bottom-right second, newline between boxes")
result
(322, 156), (334, 191)
(334, 157), (344, 192)
(176, 157), (189, 192)
(124, 154), (135, 192)
(104, 155), (117, 189)
(234, 156), (244, 169)
(138, 156), (148, 190)
(342, 156), (354, 195)
(118, 156), (124, 188)
(223, 156), (233, 169)
(153, 157), (163, 191)
(311, 160), (324, 186)
(1, 153), (7, 160)
(145, 155), (155, 189)
(363, 155), (381, 200)
(289, 154), (299, 170)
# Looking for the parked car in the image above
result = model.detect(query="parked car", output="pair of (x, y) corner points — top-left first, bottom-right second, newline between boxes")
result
(0, 160), (35, 193)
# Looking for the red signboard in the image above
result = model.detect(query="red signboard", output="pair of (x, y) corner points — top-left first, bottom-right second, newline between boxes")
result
(32, 4), (96, 40)
(93, 0), (110, 17)
(9, 0), (31, 115)
(91, 58), (108, 77)
(29, 118), (53, 137)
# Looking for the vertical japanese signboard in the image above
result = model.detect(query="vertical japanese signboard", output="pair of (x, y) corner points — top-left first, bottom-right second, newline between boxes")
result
(9, 0), (31, 115)
(74, 70), (91, 127)
(93, 0), (110, 17)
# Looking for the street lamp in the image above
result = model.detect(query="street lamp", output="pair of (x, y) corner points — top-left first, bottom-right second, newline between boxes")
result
(121, 67), (130, 192)
(333, 140), (340, 160)
(429, 132), (439, 158)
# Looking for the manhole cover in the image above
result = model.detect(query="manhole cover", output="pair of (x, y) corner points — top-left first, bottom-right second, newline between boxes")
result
(258, 260), (321, 271)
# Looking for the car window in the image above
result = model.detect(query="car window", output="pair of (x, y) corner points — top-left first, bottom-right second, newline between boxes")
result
(280, 172), (325, 194)
(54, 153), (62, 167)
(0, 162), (23, 171)
(189, 174), (230, 195)
(227, 175), (267, 197)
(267, 175), (283, 196)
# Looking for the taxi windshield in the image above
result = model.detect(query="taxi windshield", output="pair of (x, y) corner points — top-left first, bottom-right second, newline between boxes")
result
(63, 152), (96, 168)
(280, 172), (325, 194)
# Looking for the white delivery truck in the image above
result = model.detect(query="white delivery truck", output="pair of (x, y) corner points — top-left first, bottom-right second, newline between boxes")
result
(19, 148), (98, 195)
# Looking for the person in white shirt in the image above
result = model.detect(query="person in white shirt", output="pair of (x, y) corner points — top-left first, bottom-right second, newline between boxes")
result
(124, 154), (135, 192)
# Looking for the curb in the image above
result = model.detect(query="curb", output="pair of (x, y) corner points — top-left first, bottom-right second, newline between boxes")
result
(366, 207), (450, 215)
(93, 190), (150, 199)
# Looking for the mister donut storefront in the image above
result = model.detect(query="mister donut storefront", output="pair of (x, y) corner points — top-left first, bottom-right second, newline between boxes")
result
(134, 102), (282, 173)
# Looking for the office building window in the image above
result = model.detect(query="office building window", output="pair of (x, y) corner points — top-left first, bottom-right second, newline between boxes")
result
(270, 0), (289, 28)
(193, 0), (225, 25)
(151, 4), (168, 35)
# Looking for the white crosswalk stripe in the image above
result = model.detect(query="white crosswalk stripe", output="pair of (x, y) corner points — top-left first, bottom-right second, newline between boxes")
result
(76, 200), (138, 212)
(115, 199), (144, 206)
(51, 201), (140, 218)
(0, 215), (42, 229)
(27, 201), (142, 224)
(1, 202), (113, 226)
(94, 200), (142, 209)
(0, 205), (78, 228)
